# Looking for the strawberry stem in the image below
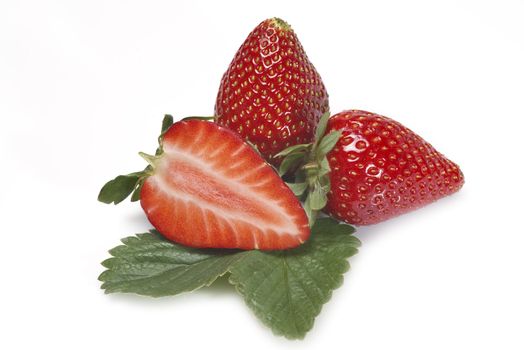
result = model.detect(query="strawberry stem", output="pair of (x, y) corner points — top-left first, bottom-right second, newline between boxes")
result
(302, 162), (319, 171)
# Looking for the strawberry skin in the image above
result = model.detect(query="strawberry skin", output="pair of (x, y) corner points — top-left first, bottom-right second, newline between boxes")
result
(140, 120), (310, 250)
(325, 110), (464, 225)
(215, 18), (329, 165)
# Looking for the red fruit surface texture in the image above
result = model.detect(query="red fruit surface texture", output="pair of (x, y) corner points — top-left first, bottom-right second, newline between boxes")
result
(215, 18), (329, 165)
(325, 110), (464, 225)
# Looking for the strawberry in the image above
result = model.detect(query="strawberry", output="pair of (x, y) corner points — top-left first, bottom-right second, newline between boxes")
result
(215, 18), (329, 166)
(277, 111), (464, 225)
(99, 116), (310, 250)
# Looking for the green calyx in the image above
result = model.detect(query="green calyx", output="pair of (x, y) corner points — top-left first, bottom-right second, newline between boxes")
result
(138, 152), (161, 170)
(270, 17), (291, 31)
(276, 112), (341, 226)
(97, 114), (174, 204)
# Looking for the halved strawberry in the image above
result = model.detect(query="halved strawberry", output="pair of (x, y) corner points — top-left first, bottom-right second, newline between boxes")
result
(99, 117), (310, 250)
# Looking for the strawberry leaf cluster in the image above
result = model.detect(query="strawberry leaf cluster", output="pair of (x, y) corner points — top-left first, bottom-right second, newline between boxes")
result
(99, 218), (359, 339)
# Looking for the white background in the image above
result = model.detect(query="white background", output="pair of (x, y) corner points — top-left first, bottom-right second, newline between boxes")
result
(1, 0), (523, 348)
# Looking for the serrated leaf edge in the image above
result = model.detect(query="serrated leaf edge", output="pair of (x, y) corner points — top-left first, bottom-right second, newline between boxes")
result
(98, 231), (248, 298)
(227, 252), (356, 340)
(226, 220), (359, 340)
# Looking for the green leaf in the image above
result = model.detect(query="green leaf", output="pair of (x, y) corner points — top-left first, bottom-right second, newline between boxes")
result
(285, 182), (307, 196)
(274, 143), (311, 158)
(99, 231), (246, 297)
(317, 130), (342, 158)
(279, 152), (305, 176)
(98, 219), (359, 339)
(228, 218), (360, 339)
(98, 174), (142, 204)
(314, 112), (331, 144)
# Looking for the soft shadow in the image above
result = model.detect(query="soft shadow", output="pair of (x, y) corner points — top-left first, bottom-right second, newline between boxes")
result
(198, 274), (236, 296)
(102, 275), (235, 306)
(102, 275), (236, 310)
(124, 211), (151, 226)
(353, 188), (468, 245)
(103, 291), (182, 306)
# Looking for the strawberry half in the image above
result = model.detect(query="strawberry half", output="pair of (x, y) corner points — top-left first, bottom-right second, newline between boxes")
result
(215, 18), (329, 166)
(276, 111), (464, 226)
(99, 116), (310, 250)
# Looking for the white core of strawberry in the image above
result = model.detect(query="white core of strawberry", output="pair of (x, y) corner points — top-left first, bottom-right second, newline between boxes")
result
(149, 145), (305, 238)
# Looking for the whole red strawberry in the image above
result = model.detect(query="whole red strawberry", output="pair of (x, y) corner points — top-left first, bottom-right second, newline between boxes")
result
(326, 110), (464, 225)
(215, 18), (329, 165)
(277, 111), (464, 226)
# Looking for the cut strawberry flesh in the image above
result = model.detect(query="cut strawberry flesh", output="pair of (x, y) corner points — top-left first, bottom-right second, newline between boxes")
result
(140, 120), (310, 250)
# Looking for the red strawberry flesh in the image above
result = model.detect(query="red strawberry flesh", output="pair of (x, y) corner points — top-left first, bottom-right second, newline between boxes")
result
(140, 120), (310, 250)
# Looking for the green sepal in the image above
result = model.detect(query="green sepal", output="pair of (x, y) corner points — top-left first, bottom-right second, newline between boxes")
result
(130, 179), (145, 202)
(303, 194), (317, 227)
(156, 114), (174, 152)
(274, 143), (311, 158)
(318, 157), (331, 176)
(317, 130), (342, 158)
(319, 173), (331, 192)
(308, 180), (328, 211)
(98, 173), (144, 205)
(278, 152), (306, 176)
(280, 111), (339, 219)
(285, 182), (307, 196)
(161, 114), (174, 134)
(98, 115), (174, 205)
(314, 112), (331, 147)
